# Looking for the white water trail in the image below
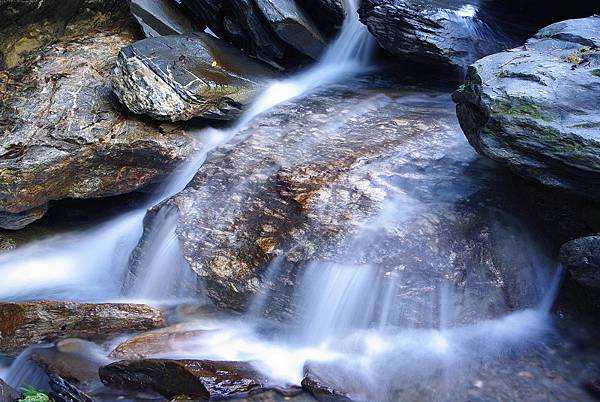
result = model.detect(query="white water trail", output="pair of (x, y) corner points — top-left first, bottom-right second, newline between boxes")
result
(0, 0), (373, 302)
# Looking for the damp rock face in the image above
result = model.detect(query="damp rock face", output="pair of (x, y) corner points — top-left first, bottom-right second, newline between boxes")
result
(453, 16), (600, 199)
(99, 359), (267, 399)
(0, 301), (165, 355)
(139, 78), (554, 324)
(129, 0), (202, 37)
(0, 378), (19, 402)
(0, 21), (197, 229)
(358, 0), (510, 75)
(559, 234), (600, 313)
(111, 32), (278, 122)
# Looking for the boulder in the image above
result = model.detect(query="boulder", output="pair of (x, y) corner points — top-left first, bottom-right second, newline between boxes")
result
(0, 301), (164, 355)
(358, 0), (511, 75)
(179, 0), (289, 65)
(559, 235), (600, 312)
(302, 363), (354, 402)
(0, 22), (197, 228)
(0, 379), (19, 402)
(453, 16), (600, 199)
(0, 0), (127, 69)
(99, 359), (267, 399)
(297, 0), (347, 35)
(129, 0), (202, 37)
(109, 324), (208, 359)
(254, 0), (327, 59)
(111, 32), (278, 121)
(139, 78), (553, 323)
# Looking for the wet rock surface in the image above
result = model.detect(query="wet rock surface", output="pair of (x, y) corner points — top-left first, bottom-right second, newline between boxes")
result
(453, 16), (600, 199)
(100, 359), (267, 399)
(129, 0), (201, 38)
(358, 0), (511, 75)
(0, 301), (164, 355)
(559, 235), (600, 313)
(0, 21), (196, 228)
(0, 0), (127, 69)
(0, 378), (18, 402)
(301, 363), (354, 402)
(109, 324), (208, 359)
(111, 32), (278, 122)
(146, 77), (554, 324)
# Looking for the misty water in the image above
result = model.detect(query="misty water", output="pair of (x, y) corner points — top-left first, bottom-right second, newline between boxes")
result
(0, 2), (594, 401)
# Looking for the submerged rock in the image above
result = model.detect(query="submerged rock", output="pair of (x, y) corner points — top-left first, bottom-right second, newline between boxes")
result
(358, 0), (510, 75)
(0, 301), (164, 355)
(99, 359), (267, 399)
(0, 22), (196, 228)
(0, 379), (19, 402)
(559, 235), (600, 313)
(129, 0), (202, 37)
(453, 16), (600, 199)
(109, 324), (208, 359)
(111, 32), (277, 121)
(142, 78), (553, 323)
(302, 363), (354, 402)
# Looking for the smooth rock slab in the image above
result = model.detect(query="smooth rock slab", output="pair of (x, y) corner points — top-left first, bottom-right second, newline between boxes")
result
(129, 0), (202, 37)
(112, 32), (277, 121)
(453, 16), (600, 198)
(0, 22), (196, 228)
(100, 359), (267, 399)
(0, 301), (164, 355)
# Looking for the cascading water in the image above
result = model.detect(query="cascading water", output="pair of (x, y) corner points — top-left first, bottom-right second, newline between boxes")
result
(0, 2), (572, 400)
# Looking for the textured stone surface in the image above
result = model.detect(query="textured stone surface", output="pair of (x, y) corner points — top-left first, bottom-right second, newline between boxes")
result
(0, 0), (127, 69)
(129, 0), (202, 37)
(453, 16), (600, 199)
(254, 0), (327, 59)
(140, 78), (553, 323)
(0, 301), (164, 355)
(0, 378), (19, 402)
(111, 32), (277, 121)
(358, 0), (510, 75)
(100, 359), (267, 399)
(0, 22), (196, 228)
(559, 235), (600, 313)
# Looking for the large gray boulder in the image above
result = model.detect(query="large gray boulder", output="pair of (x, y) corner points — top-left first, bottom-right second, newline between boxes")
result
(133, 78), (553, 324)
(358, 0), (510, 75)
(0, 21), (196, 229)
(453, 16), (600, 199)
(111, 32), (277, 121)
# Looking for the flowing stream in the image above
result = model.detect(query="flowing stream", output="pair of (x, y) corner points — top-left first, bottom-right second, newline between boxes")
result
(0, 3), (570, 400)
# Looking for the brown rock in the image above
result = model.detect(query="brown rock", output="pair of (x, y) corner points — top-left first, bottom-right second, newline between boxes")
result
(100, 359), (267, 399)
(0, 301), (165, 355)
(109, 324), (209, 359)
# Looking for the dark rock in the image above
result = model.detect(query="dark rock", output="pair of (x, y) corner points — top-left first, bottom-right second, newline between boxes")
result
(453, 16), (600, 199)
(0, 0), (128, 69)
(99, 359), (267, 399)
(358, 0), (511, 75)
(111, 32), (277, 121)
(586, 378), (600, 399)
(0, 22), (196, 227)
(109, 324), (208, 359)
(0, 301), (164, 355)
(142, 78), (553, 323)
(0, 378), (19, 402)
(129, 0), (202, 37)
(180, 0), (289, 65)
(297, 0), (347, 35)
(302, 363), (354, 402)
(207, 387), (316, 401)
(30, 341), (104, 402)
(559, 235), (600, 313)
(254, 0), (327, 59)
